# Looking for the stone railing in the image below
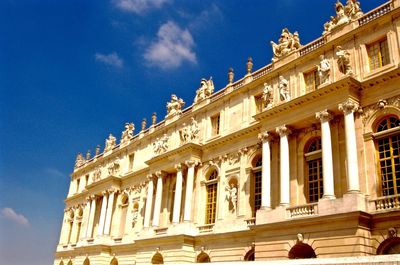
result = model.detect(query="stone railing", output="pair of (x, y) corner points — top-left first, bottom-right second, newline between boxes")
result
(245, 217), (256, 227)
(210, 89), (225, 103)
(372, 194), (400, 211)
(252, 64), (273, 81)
(233, 79), (246, 90)
(287, 203), (318, 218)
(198, 224), (214, 233)
(299, 37), (326, 56)
(358, 2), (392, 26)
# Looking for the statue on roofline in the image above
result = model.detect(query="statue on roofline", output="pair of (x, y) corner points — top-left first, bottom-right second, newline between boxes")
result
(270, 28), (301, 61)
(194, 77), (214, 104)
(166, 94), (185, 117)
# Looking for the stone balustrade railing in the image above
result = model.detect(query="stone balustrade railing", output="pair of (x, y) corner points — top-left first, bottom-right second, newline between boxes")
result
(154, 227), (168, 235)
(299, 37), (326, 56)
(358, 2), (392, 26)
(198, 224), (214, 233)
(252, 64), (273, 81)
(244, 217), (256, 227)
(287, 203), (318, 218)
(372, 194), (400, 211)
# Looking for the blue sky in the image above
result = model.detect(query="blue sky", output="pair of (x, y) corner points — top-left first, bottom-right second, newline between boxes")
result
(0, 0), (387, 264)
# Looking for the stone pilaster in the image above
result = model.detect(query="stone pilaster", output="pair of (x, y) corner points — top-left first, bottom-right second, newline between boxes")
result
(276, 125), (291, 206)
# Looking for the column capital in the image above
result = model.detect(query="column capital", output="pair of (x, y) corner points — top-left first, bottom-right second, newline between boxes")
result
(89, 194), (96, 200)
(146, 174), (154, 182)
(155, 171), (167, 178)
(316, 109), (333, 122)
(102, 190), (109, 196)
(276, 125), (291, 137)
(185, 160), (197, 168)
(338, 99), (360, 115)
(258, 132), (272, 143)
(175, 163), (183, 171)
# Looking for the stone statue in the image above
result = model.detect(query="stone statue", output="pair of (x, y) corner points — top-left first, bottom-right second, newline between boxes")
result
(166, 94), (185, 117)
(316, 55), (331, 85)
(279, 76), (290, 102)
(121, 122), (134, 144)
(323, 0), (363, 35)
(74, 153), (85, 168)
(153, 134), (169, 155)
(225, 183), (238, 213)
(262, 83), (274, 110)
(179, 123), (189, 144)
(104, 134), (117, 152)
(132, 207), (138, 228)
(93, 167), (101, 181)
(179, 117), (200, 145)
(189, 117), (199, 141)
(336, 46), (353, 75)
(271, 28), (301, 60)
(194, 77), (214, 103)
(108, 160), (120, 176)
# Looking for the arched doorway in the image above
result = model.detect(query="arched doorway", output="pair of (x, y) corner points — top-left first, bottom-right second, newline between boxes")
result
(110, 257), (118, 265)
(83, 257), (90, 265)
(151, 253), (164, 264)
(288, 243), (316, 259)
(197, 252), (210, 263)
(377, 237), (400, 254)
(244, 248), (255, 261)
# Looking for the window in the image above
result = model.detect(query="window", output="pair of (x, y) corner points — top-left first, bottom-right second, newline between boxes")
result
(205, 170), (218, 224)
(151, 253), (164, 264)
(375, 116), (400, 196)
(304, 69), (320, 93)
(85, 174), (89, 187)
(255, 94), (263, 113)
(367, 38), (390, 71)
(128, 153), (135, 171)
(305, 138), (323, 203)
(253, 158), (262, 216)
(76, 178), (80, 193)
(244, 248), (255, 261)
(197, 253), (211, 263)
(211, 114), (220, 136)
(288, 243), (316, 259)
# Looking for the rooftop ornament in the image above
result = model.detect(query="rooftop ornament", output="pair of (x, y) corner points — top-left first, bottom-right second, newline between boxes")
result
(166, 94), (185, 118)
(194, 77), (214, 104)
(121, 122), (134, 144)
(323, 0), (363, 35)
(270, 28), (301, 62)
(104, 134), (117, 152)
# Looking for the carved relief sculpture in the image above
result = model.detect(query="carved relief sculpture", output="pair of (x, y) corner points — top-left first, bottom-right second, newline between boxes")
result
(179, 123), (189, 144)
(194, 77), (214, 104)
(279, 76), (290, 102)
(92, 167), (102, 182)
(153, 134), (169, 155)
(104, 134), (117, 152)
(166, 94), (185, 117)
(323, 0), (363, 35)
(271, 28), (301, 61)
(316, 55), (331, 85)
(121, 122), (134, 144)
(336, 46), (353, 75)
(108, 160), (120, 176)
(262, 83), (274, 110)
(225, 183), (238, 213)
(74, 153), (85, 169)
(179, 117), (200, 145)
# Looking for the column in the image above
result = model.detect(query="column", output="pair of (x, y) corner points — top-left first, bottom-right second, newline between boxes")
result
(152, 171), (164, 227)
(97, 192), (108, 236)
(59, 210), (69, 244)
(316, 110), (336, 199)
(103, 190), (115, 235)
(80, 198), (91, 240)
(276, 125), (291, 206)
(172, 164), (183, 223)
(338, 99), (360, 192)
(86, 196), (96, 238)
(259, 132), (272, 209)
(143, 175), (154, 228)
(184, 161), (196, 222)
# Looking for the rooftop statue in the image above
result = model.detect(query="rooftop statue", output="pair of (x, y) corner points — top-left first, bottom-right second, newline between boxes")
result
(121, 122), (135, 144)
(194, 77), (214, 104)
(270, 28), (301, 61)
(323, 0), (363, 35)
(166, 94), (185, 117)
(104, 133), (117, 152)
(74, 153), (85, 169)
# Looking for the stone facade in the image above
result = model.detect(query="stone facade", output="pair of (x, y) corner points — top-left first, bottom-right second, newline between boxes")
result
(55, 1), (400, 264)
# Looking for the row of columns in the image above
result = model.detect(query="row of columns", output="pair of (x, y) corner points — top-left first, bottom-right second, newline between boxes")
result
(260, 99), (360, 208)
(143, 161), (197, 228)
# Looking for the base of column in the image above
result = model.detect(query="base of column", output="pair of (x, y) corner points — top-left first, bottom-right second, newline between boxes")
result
(346, 190), (361, 194)
(321, 195), (336, 200)
(279, 203), (290, 207)
(260, 206), (272, 211)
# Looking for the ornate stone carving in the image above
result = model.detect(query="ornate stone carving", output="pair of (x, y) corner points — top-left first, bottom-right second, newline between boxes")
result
(276, 125), (291, 137)
(336, 46), (353, 75)
(228, 152), (240, 166)
(104, 134), (117, 152)
(74, 153), (85, 168)
(262, 83), (274, 110)
(225, 183), (237, 213)
(86, 150), (91, 160)
(153, 134), (169, 155)
(258, 132), (272, 143)
(151, 112), (157, 125)
(92, 167), (102, 182)
(279, 76), (290, 102)
(95, 145), (100, 156)
(108, 160), (120, 176)
(194, 78), (214, 104)
(246, 57), (253, 74)
(323, 0), (363, 35)
(228, 68), (234, 84)
(316, 110), (333, 122)
(316, 55), (331, 85)
(132, 205), (139, 227)
(179, 117), (199, 145)
(121, 122), (134, 144)
(388, 227), (397, 238)
(166, 94), (185, 117)
(361, 96), (400, 125)
(338, 99), (360, 115)
(271, 28), (301, 60)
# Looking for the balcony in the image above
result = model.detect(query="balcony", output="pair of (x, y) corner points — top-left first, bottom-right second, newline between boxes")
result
(371, 194), (400, 212)
(287, 203), (318, 218)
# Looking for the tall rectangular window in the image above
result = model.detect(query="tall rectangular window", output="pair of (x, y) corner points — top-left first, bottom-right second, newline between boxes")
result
(76, 178), (80, 193)
(304, 69), (320, 93)
(255, 94), (263, 114)
(367, 38), (390, 71)
(211, 114), (220, 136)
(128, 153), (135, 171)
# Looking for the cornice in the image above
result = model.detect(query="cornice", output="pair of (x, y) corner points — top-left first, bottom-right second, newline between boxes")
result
(145, 142), (203, 167)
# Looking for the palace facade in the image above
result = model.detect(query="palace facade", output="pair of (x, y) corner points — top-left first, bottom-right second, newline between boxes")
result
(55, 1), (400, 264)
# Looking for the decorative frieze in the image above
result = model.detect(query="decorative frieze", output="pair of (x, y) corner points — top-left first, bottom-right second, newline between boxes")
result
(179, 117), (199, 145)
(108, 160), (120, 176)
(153, 134), (169, 155)
(361, 96), (400, 125)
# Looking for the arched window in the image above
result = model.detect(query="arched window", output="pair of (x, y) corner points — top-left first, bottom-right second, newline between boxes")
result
(83, 258), (90, 265)
(66, 210), (74, 244)
(375, 116), (400, 196)
(75, 208), (83, 243)
(205, 170), (218, 224)
(110, 257), (118, 265)
(288, 243), (316, 259)
(67, 261), (72, 265)
(377, 237), (400, 254)
(118, 194), (129, 237)
(244, 248), (255, 261)
(151, 253), (164, 264)
(305, 138), (323, 203)
(253, 157), (262, 216)
(197, 252), (211, 263)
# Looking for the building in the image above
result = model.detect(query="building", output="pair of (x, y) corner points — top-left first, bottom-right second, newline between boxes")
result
(54, 0), (400, 264)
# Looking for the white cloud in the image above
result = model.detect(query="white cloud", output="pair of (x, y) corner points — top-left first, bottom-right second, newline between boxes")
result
(1, 207), (30, 227)
(188, 4), (223, 31)
(113, 0), (169, 14)
(95, 52), (124, 68)
(144, 21), (197, 70)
